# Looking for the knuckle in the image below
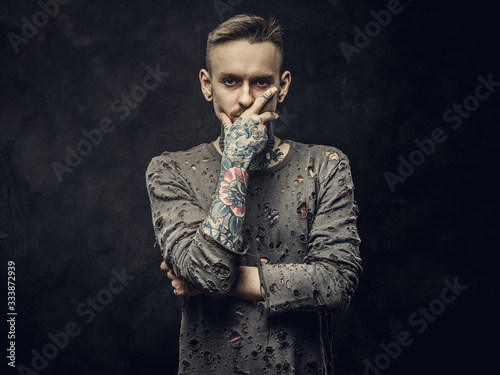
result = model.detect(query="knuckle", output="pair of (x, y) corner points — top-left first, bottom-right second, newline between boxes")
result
(250, 115), (262, 124)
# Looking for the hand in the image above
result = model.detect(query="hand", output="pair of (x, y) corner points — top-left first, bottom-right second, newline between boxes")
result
(220, 86), (279, 164)
(160, 261), (202, 298)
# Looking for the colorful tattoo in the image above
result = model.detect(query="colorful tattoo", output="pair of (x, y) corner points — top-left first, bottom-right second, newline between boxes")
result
(203, 117), (268, 252)
(219, 167), (248, 217)
(205, 118), (288, 252)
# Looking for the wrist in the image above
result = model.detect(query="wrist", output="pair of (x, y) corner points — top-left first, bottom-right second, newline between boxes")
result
(222, 153), (253, 169)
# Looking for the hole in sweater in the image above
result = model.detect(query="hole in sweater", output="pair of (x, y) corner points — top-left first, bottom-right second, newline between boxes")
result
(313, 290), (324, 305)
(235, 307), (245, 317)
(265, 346), (275, 357)
(297, 202), (308, 218)
(229, 330), (244, 348)
(212, 263), (231, 278)
(189, 338), (201, 351)
(154, 216), (163, 229)
(277, 329), (288, 345)
(329, 151), (339, 160)
(203, 351), (213, 363)
(306, 360), (320, 373)
(337, 187), (351, 198)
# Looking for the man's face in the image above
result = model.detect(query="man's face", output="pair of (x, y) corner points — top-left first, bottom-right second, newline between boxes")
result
(200, 39), (289, 124)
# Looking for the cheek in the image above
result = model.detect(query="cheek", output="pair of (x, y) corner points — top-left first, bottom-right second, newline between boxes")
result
(212, 90), (231, 110)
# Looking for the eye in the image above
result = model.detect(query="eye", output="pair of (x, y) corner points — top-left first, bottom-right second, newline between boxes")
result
(254, 79), (270, 87)
(223, 78), (237, 86)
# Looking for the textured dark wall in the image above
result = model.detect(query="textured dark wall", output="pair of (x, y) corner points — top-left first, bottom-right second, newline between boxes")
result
(1, 0), (498, 374)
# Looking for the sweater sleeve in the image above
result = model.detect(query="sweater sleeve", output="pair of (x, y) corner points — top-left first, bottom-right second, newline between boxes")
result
(258, 156), (362, 316)
(146, 154), (242, 298)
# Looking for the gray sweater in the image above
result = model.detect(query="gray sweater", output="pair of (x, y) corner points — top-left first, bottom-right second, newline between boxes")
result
(146, 140), (362, 374)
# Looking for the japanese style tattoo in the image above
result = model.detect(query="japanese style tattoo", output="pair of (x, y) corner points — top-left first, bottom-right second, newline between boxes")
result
(202, 115), (285, 253)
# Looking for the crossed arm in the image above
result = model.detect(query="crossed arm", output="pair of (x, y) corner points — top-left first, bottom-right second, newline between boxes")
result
(161, 261), (262, 301)
(150, 86), (362, 309)
(158, 86), (279, 301)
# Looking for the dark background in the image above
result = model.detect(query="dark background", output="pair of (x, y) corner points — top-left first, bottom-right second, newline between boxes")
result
(1, 0), (497, 374)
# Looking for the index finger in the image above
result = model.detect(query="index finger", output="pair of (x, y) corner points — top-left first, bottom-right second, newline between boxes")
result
(244, 86), (278, 117)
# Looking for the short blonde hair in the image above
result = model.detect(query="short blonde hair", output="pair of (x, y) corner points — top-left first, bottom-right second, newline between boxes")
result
(205, 14), (284, 73)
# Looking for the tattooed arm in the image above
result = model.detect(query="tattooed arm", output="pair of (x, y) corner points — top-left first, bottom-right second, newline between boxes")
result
(202, 86), (279, 253)
(149, 87), (278, 299)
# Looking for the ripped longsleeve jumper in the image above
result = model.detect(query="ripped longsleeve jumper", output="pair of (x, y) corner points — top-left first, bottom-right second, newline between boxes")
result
(146, 140), (362, 375)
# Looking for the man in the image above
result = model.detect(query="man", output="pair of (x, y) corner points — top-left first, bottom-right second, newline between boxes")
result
(146, 14), (362, 374)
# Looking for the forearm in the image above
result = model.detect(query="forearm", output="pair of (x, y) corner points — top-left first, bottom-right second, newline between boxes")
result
(228, 266), (264, 302)
(202, 154), (250, 253)
(202, 88), (277, 253)
(165, 264), (264, 302)
(258, 260), (361, 316)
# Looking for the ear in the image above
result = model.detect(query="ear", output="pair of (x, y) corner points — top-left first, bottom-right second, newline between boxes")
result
(277, 70), (291, 103)
(199, 69), (213, 101)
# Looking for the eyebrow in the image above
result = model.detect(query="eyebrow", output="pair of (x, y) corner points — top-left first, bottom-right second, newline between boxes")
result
(218, 72), (276, 81)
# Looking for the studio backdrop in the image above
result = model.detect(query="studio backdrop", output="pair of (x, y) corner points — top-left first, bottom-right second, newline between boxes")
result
(1, 0), (497, 374)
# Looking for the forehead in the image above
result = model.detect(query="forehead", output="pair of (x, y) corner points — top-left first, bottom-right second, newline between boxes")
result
(211, 39), (281, 77)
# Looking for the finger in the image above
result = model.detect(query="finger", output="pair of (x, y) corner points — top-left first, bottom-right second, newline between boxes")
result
(250, 111), (279, 126)
(219, 112), (233, 132)
(160, 261), (169, 271)
(175, 288), (185, 297)
(171, 278), (182, 289)
(245, 86), (278, 116)
(167, 270), (176, 280)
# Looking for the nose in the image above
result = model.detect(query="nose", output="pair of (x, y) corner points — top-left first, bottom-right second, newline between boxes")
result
(238, 83), (255, 108)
